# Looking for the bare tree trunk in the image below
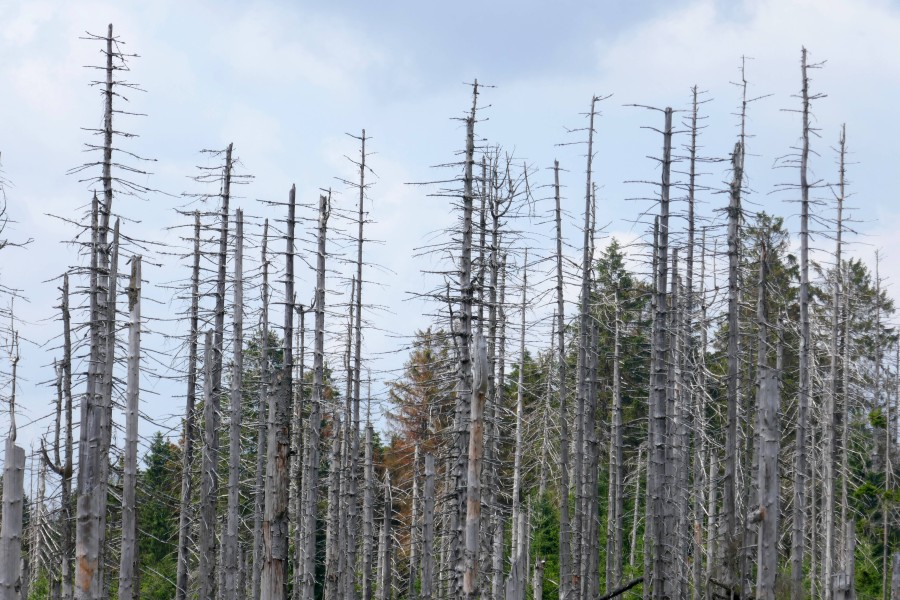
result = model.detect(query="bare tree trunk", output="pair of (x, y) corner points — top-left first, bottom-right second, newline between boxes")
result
(553, 159), (572, 600)
(533, 559), (544, 600)
(262, 187), (295, 600)
(378, 472), (393, 600)
(792, 47), (812, 600)
(538, 319), (553, 501)
(346, 128), (368, 600)
(650, 108), (675, 600)
(0, 437), (25, 600)
(422, 453), (436, 600)
(629, 446), (643, 570)
(176, 212), (202, 600)
(325, 416), (343, 600)
(224, 211), (244, 600)
(75, 194), (105, 600)
(491, 258), (508, 600)
(452, 82), (479, 599)
(754, 243), (780, 600)
(464, 334), (488, 599)
(510, 259), (528, 600)
(300, 193), (330, 600)
(117, 256), (141, 600)
(606, 287), (623, 591)
(199, 331), (219, 600)
(363, 423), (376, 600)
(409, 443), (421, 600)
(255, 219), (271, 600)
(825, 125), (846, 600)
(725, 137), (744, 599)
(291, 301), (305, 600)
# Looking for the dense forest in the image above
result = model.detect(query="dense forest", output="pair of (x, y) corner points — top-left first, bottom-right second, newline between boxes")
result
(1, 23), (899, 600)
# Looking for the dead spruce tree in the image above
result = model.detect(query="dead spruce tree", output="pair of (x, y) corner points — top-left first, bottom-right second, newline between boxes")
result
(175, 212), (202, 600)
(0, 340), (24, 600)
(224, 209), (244, 600)
(198, 328), (218, 600)
(262, 186), (296, 600)
(117, 255), (141, 600)
(255, 219), (271, 600)
(299, 192), (331, 600)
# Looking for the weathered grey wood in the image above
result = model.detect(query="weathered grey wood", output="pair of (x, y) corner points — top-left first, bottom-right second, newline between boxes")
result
(510, 259), (528, 597)
(324, 416), (343, 600)
(606, 287), (623, 592)
(892, 553), (900, 600)
(553, 160), (571, 600)
(725, 136), (744, 598)
(117, 256), (141, 600)
(463, 333), (488, 598)
(346, 129), (368, 600)
(363, 423), (376, 600)
(491, 257), (508, 600)
(0, 438), (25, 600)
(199, 330), (218, 600)
(792, 47), (812, 600)
(75, 193), (104, 600)
(452, 81), (479, 600)
(532, 559), (544, 600)
(408, 443), (420, 600)
(262, 187), (295, 600)
(299, 193), (330, 600)
(833, 519), (855, 600)
(254, 219), (270, 600)
(291, 301), (305, 600)
(650, 108), (675, 600)
(176, 212), (202, 600)
(378, 472), (393, 600)
(755, 358), (779, 600)
(421, 453), (435, 600)
(224, 210), (244, 600)
(826, 125), (847, 600)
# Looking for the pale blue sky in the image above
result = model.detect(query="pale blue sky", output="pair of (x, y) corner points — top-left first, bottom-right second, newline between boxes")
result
(2, 0), (900, 464)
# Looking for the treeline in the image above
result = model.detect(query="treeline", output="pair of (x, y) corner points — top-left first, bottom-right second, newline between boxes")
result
(0, 24), (897, 600)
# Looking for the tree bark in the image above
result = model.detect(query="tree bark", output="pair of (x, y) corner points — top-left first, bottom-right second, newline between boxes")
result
(378, 472), (393, 600)
(176, 212), (202, 600)
(198, 330), (219, 600)
(262, 187), (295, 600)
(255, 219), (271, 600)
(422, 453), (435, 600)
(0, 438), (25, 600)
(224, 210), (244, 600)
(117, 256), (141, 600)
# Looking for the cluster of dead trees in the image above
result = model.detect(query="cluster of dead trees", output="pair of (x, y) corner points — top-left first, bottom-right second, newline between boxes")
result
(3, 24), (900, 600)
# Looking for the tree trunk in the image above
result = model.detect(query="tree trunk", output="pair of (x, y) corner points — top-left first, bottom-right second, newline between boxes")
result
(606, 287), (623, 592)
(792, 47), (812, 600)
(262, 187), (295, 600)
(0, 438), (25, 600)
(198, 330), (219, 600)
(176, 212), (202, 600)
(464, 333), (488, 598)
(299, 193), (330, 600)
(422, 453), (435, 600)
(378, 472), (393, 600)
(224, 210), (244, 600)
(325, 416), (343, 600)
(255, 219), (271, 600)
(117, 256), (141, 600)
(363, 424), (376, 600)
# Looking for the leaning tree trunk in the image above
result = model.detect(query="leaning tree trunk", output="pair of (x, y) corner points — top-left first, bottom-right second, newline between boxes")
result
(792, 47), (812, 600)
(176, 212), (202, 600)
(224, 210), (244, 600)
(262, 187), (295, 600)
(117, 256), (141, 600)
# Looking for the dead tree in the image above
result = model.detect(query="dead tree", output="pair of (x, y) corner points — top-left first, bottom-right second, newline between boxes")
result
(754, 242), (779, 600)
(451, 81), (479, 599)
(224, 210), (244, 600)
(792, 48), (815, 600)
(378, 472), (393, 600)
(824, 125), (846, 600)
(261, 186), (296, 600)
(42, 274), (75, 600)
(363, 422), (376, 600)
(463, 332), (488, 598)
(199, 330), (219, 600)
(553, 159), (572, 600)
(176, 212), (202, 600)
(254, 219), (271, 600)
(0, 339), (24, 600)
(299, 192), (330, 600)
(421, 452), (436, 600)
(117, 256), (141, 600)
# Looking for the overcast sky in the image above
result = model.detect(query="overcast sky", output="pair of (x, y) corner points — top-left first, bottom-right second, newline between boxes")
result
(2, 0), (900, 465)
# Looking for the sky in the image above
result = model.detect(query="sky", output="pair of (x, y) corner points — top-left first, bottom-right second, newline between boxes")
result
(2, 0), (900, 468)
